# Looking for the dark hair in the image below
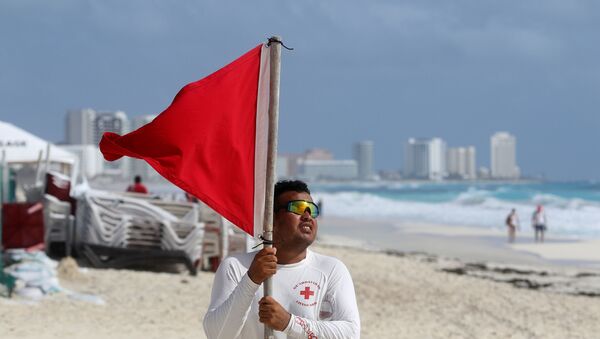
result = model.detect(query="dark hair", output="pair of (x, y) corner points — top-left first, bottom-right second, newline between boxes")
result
(274, 180), (310, 209)
(134, 175), (142, 183)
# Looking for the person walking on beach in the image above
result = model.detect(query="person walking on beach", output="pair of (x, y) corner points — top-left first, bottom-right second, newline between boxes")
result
(532, 205), (547, 243)
(126, 175), (148, 194)
(203, 180), (360, 338)
(505, 209), (519, 243)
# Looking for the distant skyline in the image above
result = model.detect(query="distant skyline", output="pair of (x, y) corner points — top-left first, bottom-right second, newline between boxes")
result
(1, 1), (599, 180)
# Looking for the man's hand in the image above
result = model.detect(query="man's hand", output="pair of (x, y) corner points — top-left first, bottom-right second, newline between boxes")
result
(247, 247), (277, 284)
(258, 296), (291, 331)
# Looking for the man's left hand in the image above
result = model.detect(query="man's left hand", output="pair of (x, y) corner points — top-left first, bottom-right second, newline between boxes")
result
(258, 296), (291, 331)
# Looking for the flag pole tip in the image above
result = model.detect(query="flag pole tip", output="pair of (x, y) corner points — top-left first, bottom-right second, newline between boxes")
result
(267, 36), (293, 50)
(267, 36), (281, 46)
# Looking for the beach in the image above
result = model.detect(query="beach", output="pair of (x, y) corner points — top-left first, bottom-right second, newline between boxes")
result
(2, 216), (600, 338)
(319, 216), (600, 269)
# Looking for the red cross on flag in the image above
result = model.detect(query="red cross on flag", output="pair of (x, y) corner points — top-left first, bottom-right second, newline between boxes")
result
(99, 43), (271, 237)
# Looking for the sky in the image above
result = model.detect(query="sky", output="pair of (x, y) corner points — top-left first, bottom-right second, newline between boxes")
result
(1, 0), (599, 180)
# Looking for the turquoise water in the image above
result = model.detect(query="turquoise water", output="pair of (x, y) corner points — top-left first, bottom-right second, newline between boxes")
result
(311, 181), (600, 238)
(312, 181), (600, 204)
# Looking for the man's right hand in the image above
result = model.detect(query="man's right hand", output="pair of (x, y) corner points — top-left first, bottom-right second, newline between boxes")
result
(247, 247), (277, 285)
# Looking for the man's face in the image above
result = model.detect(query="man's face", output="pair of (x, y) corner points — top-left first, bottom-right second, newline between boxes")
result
(273, 191), (318, 249)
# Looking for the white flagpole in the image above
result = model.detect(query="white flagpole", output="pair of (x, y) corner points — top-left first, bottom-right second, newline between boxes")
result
(263, 35), (282, 339)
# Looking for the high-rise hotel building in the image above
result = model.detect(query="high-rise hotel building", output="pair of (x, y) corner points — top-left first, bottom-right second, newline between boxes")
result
(353, 140), (374, 181)
(490, 132), (520, 179)
(404, 137), (446, 180)
(65, 108), (95, 145)
(447, 146), (476, 180)
(66, 109), (129, 145)
(64, 109), (130, 178)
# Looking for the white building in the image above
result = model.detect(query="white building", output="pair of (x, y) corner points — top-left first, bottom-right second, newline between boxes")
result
(277, 153), (302, 178)
(303, 148), (333, 160)
(297, 159), (358, 181)
(66, 108), (96, 145)
(404, 138), (446, 180)
(490, 132), (520, 179)
(66, 109), (129, 145)
(93, 111), (129, 145)
(447, 146), (476, 180)
(276, 155), (289, 180)
(353, 140), (374, 181)
(65, 109), (131, 178)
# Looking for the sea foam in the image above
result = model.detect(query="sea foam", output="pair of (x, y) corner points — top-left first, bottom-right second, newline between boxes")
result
(313, 190), (600, 239)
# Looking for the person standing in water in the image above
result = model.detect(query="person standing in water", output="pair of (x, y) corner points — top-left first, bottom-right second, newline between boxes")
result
(532, 205), (547, 243)
(505, 208), (520, 243)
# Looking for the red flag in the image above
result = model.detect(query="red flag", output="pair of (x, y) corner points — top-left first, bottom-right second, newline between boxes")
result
(99, 44), (271, 236)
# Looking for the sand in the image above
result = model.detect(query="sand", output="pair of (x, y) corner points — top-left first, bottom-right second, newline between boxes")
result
(511, 240), (600, 263)
(2, 217), (600, 338)
(320, 216), (600, 269)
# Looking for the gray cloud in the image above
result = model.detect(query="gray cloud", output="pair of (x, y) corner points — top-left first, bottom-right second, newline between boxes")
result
(1, 0), (599, 179)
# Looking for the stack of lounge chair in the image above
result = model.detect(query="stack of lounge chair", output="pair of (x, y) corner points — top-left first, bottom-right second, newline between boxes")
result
(75, 191), (205, 274)
(119, 192), (223, 270)
(119, 191), (254, 271)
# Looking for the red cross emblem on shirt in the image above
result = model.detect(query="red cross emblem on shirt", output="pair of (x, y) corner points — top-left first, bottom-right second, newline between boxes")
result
(300, 286), (314, 300)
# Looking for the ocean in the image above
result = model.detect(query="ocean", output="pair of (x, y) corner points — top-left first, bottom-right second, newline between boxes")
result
(310, 181), (600, 239)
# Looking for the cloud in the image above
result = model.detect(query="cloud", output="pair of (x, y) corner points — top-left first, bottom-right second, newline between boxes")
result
(1, 0), (600, 179)
(86, 1), (173, 37)
(447, 23), (563, 61)
(293, 0), (598, 64)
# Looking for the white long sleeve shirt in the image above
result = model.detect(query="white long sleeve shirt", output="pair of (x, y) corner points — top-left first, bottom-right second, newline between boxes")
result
(203, 249), (360, 338)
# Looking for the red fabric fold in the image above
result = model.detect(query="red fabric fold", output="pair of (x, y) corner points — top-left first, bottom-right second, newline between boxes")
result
(99, 44), (263, 235)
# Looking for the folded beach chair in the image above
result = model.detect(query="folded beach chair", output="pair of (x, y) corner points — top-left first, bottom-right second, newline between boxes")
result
(75, 191), (204, 275)
(43, 194), (75, 256)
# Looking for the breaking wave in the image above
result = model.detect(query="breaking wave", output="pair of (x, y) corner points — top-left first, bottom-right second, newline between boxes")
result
(312, 185), (600, 238)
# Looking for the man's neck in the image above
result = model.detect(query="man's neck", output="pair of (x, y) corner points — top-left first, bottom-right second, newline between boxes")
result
(276, 247), (308, 265)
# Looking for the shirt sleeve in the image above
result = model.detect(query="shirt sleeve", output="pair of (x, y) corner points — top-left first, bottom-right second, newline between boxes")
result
(203, 256), (260, 339)
(282, 261), (361, 338)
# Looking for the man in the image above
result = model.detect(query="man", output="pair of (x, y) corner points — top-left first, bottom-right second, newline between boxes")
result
(126, 175), (148, 194)
(203, 180), (360, 338)
(532, 205), (547, 243)
(505, 209), (519, 243)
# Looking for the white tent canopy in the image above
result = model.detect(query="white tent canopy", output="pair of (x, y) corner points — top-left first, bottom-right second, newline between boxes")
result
(0, 121), (76, 165)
